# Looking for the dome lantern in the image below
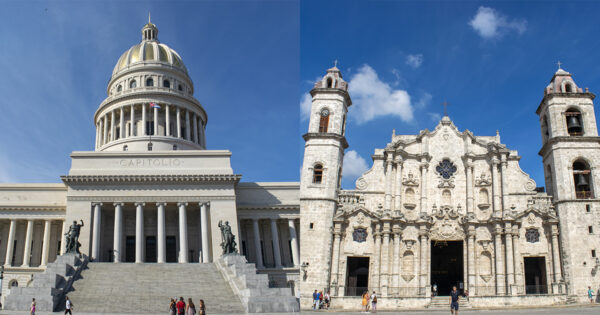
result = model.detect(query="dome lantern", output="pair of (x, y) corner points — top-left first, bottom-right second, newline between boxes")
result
(142, 13), (158, 41)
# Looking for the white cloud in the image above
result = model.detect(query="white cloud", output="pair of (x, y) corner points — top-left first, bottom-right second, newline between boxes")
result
(348, 65), (414, 124)
(343, 150), (369, 179)
(415, 92), (432, 109)
(405, 54), (423, 68)
(428, 112), (442, 122)
(300, 92), (312, 121)
(469, 6), (526, 39)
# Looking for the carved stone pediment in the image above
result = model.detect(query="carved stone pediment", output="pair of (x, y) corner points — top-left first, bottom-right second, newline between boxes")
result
(430, 218), (465, 240)
(402, 275), (415, 282)
(403, 172), (420, 186)
(438, 178), (455, 188)
(475, 173), (492, 186)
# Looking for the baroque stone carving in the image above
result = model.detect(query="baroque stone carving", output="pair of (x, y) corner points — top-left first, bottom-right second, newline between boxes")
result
(475, 173), (492, 186)
(402, 172), (420, 186)
(218, 220), (237, 254)
(352, 228), (368, 243)
(525, 228), (540, 243)
(356, 177), (368, 190)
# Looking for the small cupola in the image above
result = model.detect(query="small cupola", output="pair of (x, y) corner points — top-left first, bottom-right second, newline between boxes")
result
(545, 62), (582, 95)
(142, 13), (158, 41)
(314, 62), (348, 91)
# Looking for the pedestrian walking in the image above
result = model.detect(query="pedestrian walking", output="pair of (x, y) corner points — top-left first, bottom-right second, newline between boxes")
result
(449, 286), (460, 315)
(370, 291), (377, 313)
(198, 299), (206, 315)
(324, 291), (330, 309)
(186, 298), (196, 315)
(176, 297), (186, 315)
(169, 298), (177, 315)
(30, 298), (36, 315)
(432, 283), (438, 297)
(318, 290), (323, 309)
(64, 296), (73, 315)
(312, 290), (319, 310)
(361, 291), (369, 312)
(588, 286), (595, 303)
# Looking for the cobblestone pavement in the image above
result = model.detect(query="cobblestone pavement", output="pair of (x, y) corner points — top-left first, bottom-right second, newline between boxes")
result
(1, 304), (600, 315)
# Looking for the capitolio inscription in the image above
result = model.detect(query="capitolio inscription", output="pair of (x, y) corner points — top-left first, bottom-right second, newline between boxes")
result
(119, 158), (182, 168)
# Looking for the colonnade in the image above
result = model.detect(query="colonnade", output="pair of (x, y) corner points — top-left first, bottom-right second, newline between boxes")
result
(95, 103), (206, 149)
(91, 201), (211, 263)
(2, 219), (65, 267)
(242, 218), (299, 269)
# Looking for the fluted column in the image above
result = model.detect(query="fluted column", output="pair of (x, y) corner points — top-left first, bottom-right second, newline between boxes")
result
(142, 103), (147, 135)
(4, 219), (16, 266)
(491, 157), (501, 215)
(165, 105), (171, 136)
(392, 227), (401, 296)
(192, 113), (199, 144)
(551, 225), (562, 282)
(185, 110), (191, 140)
(153, 106), (158, 136)
(288, 219), (299, 266)
(91, 202), (102, 261)
(330, 225), (342, 295)
(157, 202), (166, 263)
(200, 202), (210, 263)
(512, 226), (522, 290)
(110, 110), (116, 141)
(500, 155), (508, 215)
(505, 222), (515, 292)
(269, 219), (282, 268)
(384, 155), (393, 210)
(22, 219), (34, 267)
(60, 220), (67, 255)
(494, 225), (505, 295)
(372, 224), (381, 291)
(178, 202), (189, 263)
(40, 220), (52, 266)
(252, 218), (264, 268)
(119, 107), (125, 139)
(113, 202), (123, 263)
(419, 229), (428, 295)
(176, 107), (182, 138)
(135, 202), (145, 263)
(130, 104), (135, 137)
(420, 161), (429, 213)
(95, 123), (100, 148)
(103, 115), (108, 145)
(467, 227), (476, 294)
(466, 160), (474, 214)
(380, 223), (391, 296)
(394, 157), (403, 211)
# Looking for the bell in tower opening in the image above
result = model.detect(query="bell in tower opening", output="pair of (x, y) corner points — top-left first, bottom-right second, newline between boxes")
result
(566, 110), (583, 136)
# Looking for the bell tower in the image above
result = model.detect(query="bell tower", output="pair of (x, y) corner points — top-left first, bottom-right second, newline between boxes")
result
(299, 65), (351, 307)
(537, 65), (600, 299)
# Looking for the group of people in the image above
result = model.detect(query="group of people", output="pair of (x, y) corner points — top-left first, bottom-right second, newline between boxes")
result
(360, 291), (378, 313)
(169, 297), (206, 315)
(31, 296), (73, 315)
(311, 290), (330, 310)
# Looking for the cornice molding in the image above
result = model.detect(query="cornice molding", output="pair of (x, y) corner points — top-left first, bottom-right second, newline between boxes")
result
(66, 196), (236, 202)
(302, 133), (349, 149)
(61, 174), (242, 184)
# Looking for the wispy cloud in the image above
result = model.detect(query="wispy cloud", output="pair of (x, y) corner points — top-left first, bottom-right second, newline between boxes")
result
(300, 92), (312, 121)
(343, 150), (369, 179)
(469, 6), (526, 39)
(405, 54), (423, 68)
(348, 65), (414, 124)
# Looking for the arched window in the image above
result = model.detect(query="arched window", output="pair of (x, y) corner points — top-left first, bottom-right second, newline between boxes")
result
(9, 280), (18, 288)
(478, 188), (489, 205)
(565, 109), (583, 136)
(565, 83), (573, 93)
(147, 143), (153, 151)
(178, 84), (183, 91)
(164, 80), (170, 88)
(129, 80), (137, 89)
(146, 78), (154, 87)
(405, 188), (415, 204)
(326, 77), (333, 88)
(123, 145), (128, 151)
(573, 159), (592, 199)
(312, 164), (323, 184)
(319, 108), (330, 133)
(117, 85), (122, 92)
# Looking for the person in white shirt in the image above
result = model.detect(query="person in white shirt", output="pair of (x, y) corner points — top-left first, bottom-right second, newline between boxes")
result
(65, 296), (73, 315)
(370, 291), (377, 313)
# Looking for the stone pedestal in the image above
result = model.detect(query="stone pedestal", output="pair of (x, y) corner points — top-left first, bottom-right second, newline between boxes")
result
(215, 254), (299, 313)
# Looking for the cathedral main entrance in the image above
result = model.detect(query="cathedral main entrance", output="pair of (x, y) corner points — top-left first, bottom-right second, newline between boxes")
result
(430, 240), (463, 296)
(345, 257), (369, 296)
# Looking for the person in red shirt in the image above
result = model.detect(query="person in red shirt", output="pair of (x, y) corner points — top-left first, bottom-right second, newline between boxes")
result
(176, 297), (186, 315)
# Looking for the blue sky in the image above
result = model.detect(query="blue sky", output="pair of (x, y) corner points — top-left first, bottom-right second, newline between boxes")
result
(0, 1), (299, 183)
(301, 1), (600, 189)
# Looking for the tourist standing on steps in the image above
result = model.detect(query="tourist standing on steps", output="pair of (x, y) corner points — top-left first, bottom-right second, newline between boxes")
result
(198, 299), (206, 315)
(370, 291), (377, 313)
(588, 286), (595, 303)
(64, 296), (73, 315)
(30, 298), (36, 315)
(176, 297), (186, 315)
(312, 290), (319, 310)
(169, 298), (177, 315)
(449, 286), (460, 315)
(186, 298), (196, 315)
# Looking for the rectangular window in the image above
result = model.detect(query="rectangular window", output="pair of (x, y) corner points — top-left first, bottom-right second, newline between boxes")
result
(592, 250), (597, 258)
(589, 226), (594, 234)
(319, 115), (329, 133)
(309, 223), (314, 229)
(586, 204), (591, 212)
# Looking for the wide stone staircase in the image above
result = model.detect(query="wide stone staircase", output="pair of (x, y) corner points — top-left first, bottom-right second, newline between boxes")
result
(65, 263), (246, 314)
(427, 295), (472, 310)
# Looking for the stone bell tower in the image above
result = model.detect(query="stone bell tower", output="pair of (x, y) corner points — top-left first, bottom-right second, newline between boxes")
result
(299, 65), (351, 307)
(537, 65), (600, 299)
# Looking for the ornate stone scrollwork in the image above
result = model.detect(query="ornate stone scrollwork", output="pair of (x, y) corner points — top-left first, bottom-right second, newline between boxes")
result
(475, 173), (492, 186)
(403, 239), (416, 250)
(356, 177), (368, 190)
(402, 172), (420, 186)
(438, 178), (455, 188)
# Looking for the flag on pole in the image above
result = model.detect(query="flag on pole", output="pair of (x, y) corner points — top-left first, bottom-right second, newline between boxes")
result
(150, 102), (161, 109)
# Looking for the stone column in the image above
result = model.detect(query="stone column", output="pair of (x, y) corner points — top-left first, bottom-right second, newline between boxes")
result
(60, 220), (67, 255)
(4, 219), (16, 266)
(153, 106), (159, 135)
(494, 224), (505, 295)
(288, 219), (300, 266)
(113, 202), (123, 263)
(176, 107), (182, 138)
(394, 157), (403, 212)
(95, 122), (100, 148)
(512, 226), (522, 291)
(130, 104), (135, 137)
(142, 103), (147, 135)
(491, 157), (501, 215)
(270, 219), (282, 268)
(110, 110), (116, 141)
(165, 105), (171, 136)
(467, 227), (476, 294)
(420, 161), (429, 213)
(178, 202), (189, 263)
(419, 229), (428, 295)
(392, 227), (401, 296)
(466, 160), (474, 214)
(551, 225), (562, 283)
(200, 202), (210, 263)
(500, 155), (509, 215)
(372, 224), (381, 292)
(119, 107), (125, 139)
(330, 225), (342, 294)
(505, 222), (515, 292)
(40, 220), (52, 266)
(135, 202), (145, 263)
(22, 219), (34, 267)
(185, 110), (191, 140)
(156, 202), (166, 263)
(381, 223), (391, 296)
(252, 218), (264, 268)
(192, 113), (199, 144)
(91, 202), (102, 261)
(103, 115), (108, 145)
(384, 155), (394, 210)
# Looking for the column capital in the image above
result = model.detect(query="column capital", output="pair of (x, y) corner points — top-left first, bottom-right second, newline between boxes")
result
(199, 201), (210, 207)
(252, 217), (260, 223)
(113, 202), (124, 207)
(156, 202), (167, 207)
(177, 202), (188, 207)
(134, 202), (145, 207)
(92, 202), (103, 207)
(270, 218), (278, 223)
